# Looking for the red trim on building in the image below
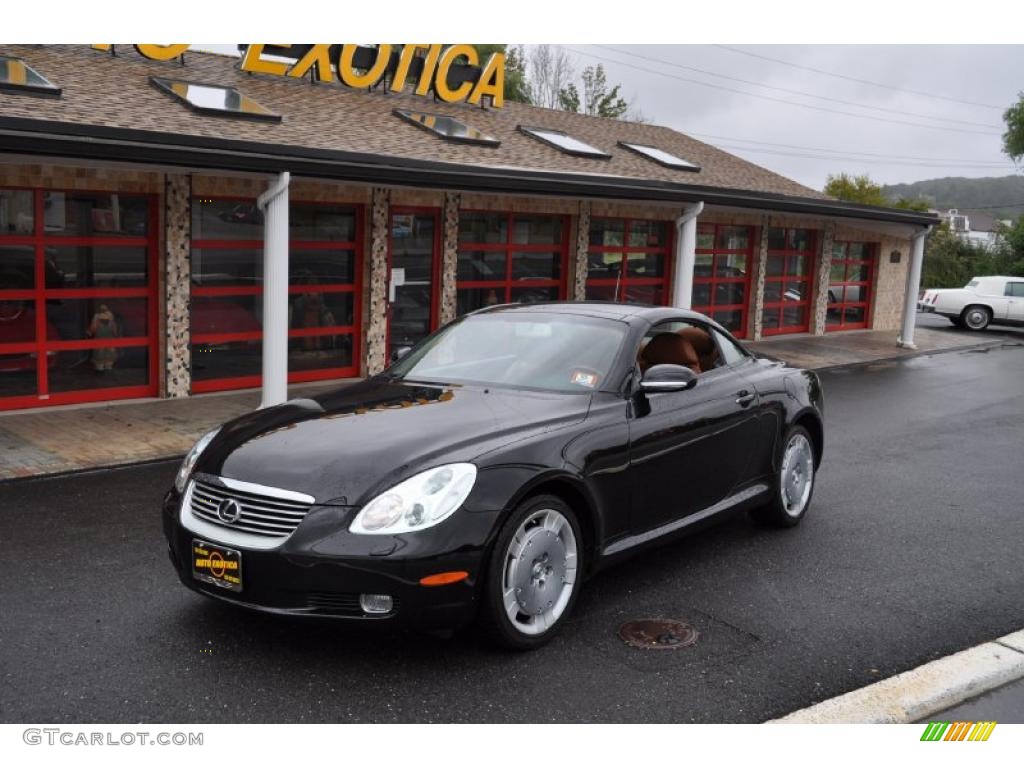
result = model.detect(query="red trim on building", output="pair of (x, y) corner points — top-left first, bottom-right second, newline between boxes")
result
(455, 210), (571, 313)
(0, 186), (159, 411)
(586, 217), (674, 306)
(827, 241), (876, 331)
(762, 227), (817, 337)
(693, 223), (755, 338)
(189, 197), (364, 393)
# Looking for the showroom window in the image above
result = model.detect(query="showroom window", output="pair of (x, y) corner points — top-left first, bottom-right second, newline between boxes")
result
(190, 198), (362, 392)
(0, 188), (158, 410)
(762, 227), (817, 336)
(456, 211), (569, 315)
(827, 241), (876, 331)
(586, 217), (672, 306)
(694, 223), (754, 337)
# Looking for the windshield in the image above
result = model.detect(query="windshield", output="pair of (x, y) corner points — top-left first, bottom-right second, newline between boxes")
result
(386, 312), (628, 393)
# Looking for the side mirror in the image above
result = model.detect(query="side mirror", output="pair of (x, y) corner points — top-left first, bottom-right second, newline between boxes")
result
(639, 364), (697, 394)
(391, 346), (413, 363)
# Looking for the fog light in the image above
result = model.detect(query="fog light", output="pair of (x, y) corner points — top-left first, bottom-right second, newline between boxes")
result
(359, 593), (394, 614)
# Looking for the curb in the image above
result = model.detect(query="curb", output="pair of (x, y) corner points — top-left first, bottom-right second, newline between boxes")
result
(754, 337), (1010, 373)
(810, 338), (1016, 374)
(0, 453), (183, 486)
(769, 629), (1024, 724)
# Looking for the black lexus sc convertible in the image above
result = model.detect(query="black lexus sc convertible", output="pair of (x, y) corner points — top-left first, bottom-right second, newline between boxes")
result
(163, 302), (824, 649)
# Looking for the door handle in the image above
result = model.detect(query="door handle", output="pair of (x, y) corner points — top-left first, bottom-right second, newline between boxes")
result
(735, 390), (756, 407)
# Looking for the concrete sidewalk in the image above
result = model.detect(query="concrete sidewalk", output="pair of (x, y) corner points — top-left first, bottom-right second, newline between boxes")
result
(0, 380), (348, 481)
(0, 323), (1007, 483)
(745, 325), (1006, 370)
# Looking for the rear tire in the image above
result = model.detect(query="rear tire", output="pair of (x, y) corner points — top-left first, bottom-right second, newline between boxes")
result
(750, 425), (816, 528)
(961, 305), (991, 331)
(478, 494), (583, 651)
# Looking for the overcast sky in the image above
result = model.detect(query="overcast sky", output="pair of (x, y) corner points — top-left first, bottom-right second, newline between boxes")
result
(561, 45), (1022, 190)
(200, 44), (1023, 191)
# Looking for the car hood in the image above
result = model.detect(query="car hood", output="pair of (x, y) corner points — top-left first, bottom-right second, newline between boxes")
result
(195, 378), (591, 504)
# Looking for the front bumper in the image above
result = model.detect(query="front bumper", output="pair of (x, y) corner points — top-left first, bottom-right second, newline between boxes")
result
(917, 302), (935, 312)
(162, 490), (499, 631)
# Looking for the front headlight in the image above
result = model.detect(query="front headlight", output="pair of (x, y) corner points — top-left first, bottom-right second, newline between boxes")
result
(349, 463), (477, 535)
(174, 428), (220, 493)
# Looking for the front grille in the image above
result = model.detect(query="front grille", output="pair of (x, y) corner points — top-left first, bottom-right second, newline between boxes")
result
(190, 477), (313, 540)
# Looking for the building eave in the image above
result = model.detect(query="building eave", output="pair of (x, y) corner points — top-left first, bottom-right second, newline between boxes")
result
(0, 117), (939, 227)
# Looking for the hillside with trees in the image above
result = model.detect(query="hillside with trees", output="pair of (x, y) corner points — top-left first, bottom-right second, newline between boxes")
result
(881, 175), (1024, 218)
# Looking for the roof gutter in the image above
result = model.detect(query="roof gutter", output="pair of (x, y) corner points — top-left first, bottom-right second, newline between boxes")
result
(0, 117), (939, 228)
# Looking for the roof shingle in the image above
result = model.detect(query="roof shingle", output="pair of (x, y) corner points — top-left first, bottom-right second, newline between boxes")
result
(0, 45), (827, 200)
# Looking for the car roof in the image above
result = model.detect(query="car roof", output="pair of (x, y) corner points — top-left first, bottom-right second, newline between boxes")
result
(469, 301), (714, 326)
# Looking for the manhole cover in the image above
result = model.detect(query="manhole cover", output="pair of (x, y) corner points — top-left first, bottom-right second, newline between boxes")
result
(618, 619), (699, 650)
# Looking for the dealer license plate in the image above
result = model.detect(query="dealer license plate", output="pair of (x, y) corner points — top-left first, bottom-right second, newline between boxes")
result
(191, 539), (242, 592)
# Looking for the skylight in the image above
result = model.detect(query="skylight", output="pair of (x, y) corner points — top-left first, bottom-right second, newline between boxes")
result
(150, 77), (281, 122)
(619, 142), (701, 172)
(393, 109), (500, 147)
(518, 126), (610, 159)
(0, 56), (61, 96)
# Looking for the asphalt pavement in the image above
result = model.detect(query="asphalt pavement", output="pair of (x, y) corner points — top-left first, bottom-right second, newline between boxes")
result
(923, 678), (1024, 724)
(2, 333), (1023, 723)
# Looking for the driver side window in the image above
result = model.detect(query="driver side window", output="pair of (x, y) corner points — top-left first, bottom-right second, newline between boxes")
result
(637, 321), (724, 376)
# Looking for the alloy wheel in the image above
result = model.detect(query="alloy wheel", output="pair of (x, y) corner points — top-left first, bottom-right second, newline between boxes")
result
(780, 433), (814, 517)
(501, 508), (578, 636)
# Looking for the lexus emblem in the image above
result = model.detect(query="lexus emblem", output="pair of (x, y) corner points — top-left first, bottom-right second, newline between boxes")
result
(217, 499), (242, 524)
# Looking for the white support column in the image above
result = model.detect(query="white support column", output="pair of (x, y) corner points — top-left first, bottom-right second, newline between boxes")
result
(897, 226), (932, 350)
(671, 202), (704, 309)
(257, 172), (291, 408)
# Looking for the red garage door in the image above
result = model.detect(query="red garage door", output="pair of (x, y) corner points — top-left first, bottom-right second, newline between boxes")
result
(0, 188), (158, 411)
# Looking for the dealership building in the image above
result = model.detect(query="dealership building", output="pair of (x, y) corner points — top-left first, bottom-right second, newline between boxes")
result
(0, 44), (937, 412)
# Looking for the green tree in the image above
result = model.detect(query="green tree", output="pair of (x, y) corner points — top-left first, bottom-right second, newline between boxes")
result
(557, 65), (630, 118)
(473, 44), (531, 105)
(1002, 92), (1024, 163)
(824, 173), (889, 206)
(921, 223), (997, 289)
(992, 216), (1024, 276)
(892, 197), (932, 212)
(558, 83), (580, 113)
(825, 173), (932, 211)
(580, 65), (628, 118)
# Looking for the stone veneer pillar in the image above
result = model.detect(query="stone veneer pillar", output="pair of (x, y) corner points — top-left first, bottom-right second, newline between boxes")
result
(439, 192), (461, 324)
(365, 187), (391, 375)
(572, 201), (591, 300)
(810, 221), (836, 336)
(750, 217), (770, 341)
(164, 174), (191, 397)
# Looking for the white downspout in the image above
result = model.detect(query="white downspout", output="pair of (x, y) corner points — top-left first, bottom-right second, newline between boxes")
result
(672, 201), (704, 309)
(257, 171), (291, 408)
(897, 225), (932, 350)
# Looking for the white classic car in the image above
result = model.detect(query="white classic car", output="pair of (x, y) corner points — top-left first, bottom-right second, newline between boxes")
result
(918, 276), (1024, 330)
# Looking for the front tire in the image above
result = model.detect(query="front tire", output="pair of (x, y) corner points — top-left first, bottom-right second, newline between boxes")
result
(961, 305), (991, 331)
(751, 425), (816, 528)
(479, 494), (582, 650)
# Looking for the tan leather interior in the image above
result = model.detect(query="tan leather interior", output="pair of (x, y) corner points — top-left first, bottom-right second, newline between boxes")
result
(677, 327), (721, 372)
(638, 333), (701, 374)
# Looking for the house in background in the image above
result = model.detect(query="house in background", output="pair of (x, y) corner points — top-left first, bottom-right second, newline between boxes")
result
(939, 208), (1011, 250)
